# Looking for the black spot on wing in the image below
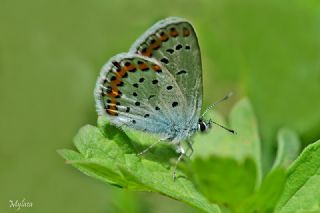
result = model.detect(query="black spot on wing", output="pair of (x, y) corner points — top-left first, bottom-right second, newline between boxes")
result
(133, 83), (139, 88)
(166, 49), (174, 54)
(176, 70), (187, 75)
(117, 81), (124, 86)
(106, 86), (112, 94)
(166, 86), (173, 90)
(139, 77), (145, 83)
(112, 61), (121, 71)
(160, 58), (169, 64)
(175, 44), (182, 50)
(172, 102), (178, 107)
(148, 95), (155, 100)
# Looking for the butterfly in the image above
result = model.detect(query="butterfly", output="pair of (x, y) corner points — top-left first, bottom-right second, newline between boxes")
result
(94, 17), (234, 179)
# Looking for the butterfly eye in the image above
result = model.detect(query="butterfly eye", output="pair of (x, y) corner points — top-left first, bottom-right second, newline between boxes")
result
(199, 122), (206, 132)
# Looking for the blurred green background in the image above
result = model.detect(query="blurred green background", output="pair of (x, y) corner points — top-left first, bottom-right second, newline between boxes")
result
(1, 0), (319, 212)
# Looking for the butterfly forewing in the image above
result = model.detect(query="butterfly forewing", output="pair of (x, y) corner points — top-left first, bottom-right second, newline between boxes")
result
(95, 53), (188, 137)
(130, 17), (203, 127)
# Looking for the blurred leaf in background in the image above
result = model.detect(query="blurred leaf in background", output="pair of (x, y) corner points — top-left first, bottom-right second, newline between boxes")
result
(197, 0), (320, 171)
(1, 0), (320, 212)
(186, 99), (260, 210)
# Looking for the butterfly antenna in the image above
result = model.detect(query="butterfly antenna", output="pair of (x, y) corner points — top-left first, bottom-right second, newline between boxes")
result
(201, 92), (233, 117)
(209, 120), (236, 134)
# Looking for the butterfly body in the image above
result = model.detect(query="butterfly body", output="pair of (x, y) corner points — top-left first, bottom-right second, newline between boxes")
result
(95, 17), (211, 156)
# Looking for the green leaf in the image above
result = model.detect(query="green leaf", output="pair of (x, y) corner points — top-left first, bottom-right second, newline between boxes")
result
(179, 98), (273, 211)
(58, 149), (127, 187)
(193, 98), (262, 186)
(238, 168), (286, 213)
(184, 156), (257, 210)
(60, 98), (299, 213)
(272, 128), (301, 170)
(58, 123), (220, 213)
(275, 139), (320, 213)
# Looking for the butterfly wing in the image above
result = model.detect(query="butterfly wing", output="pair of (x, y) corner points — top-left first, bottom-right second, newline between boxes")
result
(95, 53), (188, 138)
(129, 17), (203, 127)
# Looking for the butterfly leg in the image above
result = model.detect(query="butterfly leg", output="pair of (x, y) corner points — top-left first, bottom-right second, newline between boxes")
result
(173, 145), (185, 181)
(186, 139), (194, 158)
(137, 139), (162, 156)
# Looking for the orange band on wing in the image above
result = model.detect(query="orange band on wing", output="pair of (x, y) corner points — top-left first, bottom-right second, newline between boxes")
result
(183, 27), (190, 37)
(105, 60), (157, 116)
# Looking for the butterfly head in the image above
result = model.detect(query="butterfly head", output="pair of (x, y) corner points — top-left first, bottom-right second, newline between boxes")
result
(198, 117), (236, 134)
(197, 118), (212, 133)
(197, 92), (236, 134)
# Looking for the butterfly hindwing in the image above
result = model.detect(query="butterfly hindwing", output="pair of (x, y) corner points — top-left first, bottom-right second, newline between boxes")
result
(130, 17), (203, 125)
(95, 53), (188, 137)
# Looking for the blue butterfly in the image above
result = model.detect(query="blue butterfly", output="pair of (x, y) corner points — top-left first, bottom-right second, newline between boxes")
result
(95, 17), (234, 179)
